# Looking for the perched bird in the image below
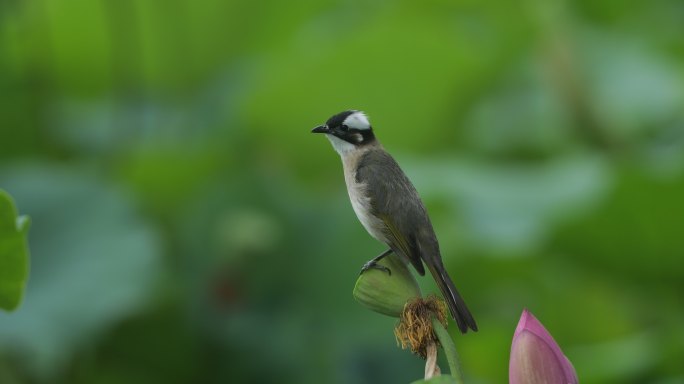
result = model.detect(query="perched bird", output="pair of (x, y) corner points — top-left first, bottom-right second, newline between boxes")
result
(312, 110), (477, 333)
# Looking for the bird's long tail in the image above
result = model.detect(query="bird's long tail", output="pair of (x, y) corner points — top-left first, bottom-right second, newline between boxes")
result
(427, 262), (478, 334)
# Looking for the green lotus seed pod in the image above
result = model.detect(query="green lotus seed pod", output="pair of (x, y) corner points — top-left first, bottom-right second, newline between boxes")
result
(353, 254), (421, 317)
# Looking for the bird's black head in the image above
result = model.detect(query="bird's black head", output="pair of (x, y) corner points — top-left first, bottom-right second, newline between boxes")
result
(311, 110), (376, 152)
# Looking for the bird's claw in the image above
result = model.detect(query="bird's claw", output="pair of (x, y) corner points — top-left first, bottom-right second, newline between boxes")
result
(360, 260), (391, 276)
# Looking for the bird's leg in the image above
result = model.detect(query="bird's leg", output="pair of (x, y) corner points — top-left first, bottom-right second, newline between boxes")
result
(360, 248), (393, 275)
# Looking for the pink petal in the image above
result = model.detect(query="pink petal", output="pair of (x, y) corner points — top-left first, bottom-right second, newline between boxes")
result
(510, 309), (578, 384)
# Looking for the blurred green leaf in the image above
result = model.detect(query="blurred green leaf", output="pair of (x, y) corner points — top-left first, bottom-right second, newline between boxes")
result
(552, 165), (684, 279)
(0, 189), (30, 311)
(0, 166), (161, 379)
(406, 155), (611, 254)
(581, 33), (684, 139)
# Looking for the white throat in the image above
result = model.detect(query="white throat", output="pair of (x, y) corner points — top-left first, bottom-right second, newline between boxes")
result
(326, 134), (357, 156)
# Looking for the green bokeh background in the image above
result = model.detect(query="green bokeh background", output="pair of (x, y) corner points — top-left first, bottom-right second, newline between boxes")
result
(1, 0), (683, 383)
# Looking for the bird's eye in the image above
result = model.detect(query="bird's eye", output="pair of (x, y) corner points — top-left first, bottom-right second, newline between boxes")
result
(340, 124), (349, 131)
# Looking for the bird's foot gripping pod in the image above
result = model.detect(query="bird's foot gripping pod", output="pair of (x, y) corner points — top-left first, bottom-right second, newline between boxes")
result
(353, 254), (465, 384)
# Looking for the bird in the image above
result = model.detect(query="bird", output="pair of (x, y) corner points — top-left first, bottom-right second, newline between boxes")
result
(312, 110), (478, 333)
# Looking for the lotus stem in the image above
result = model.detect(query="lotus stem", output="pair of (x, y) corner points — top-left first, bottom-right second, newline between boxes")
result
(431, 316), (464, 384)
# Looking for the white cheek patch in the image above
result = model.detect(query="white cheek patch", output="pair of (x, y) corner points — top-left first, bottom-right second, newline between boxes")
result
(343, 111), (371, 130)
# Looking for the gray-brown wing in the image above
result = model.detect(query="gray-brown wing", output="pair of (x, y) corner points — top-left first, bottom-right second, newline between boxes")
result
(355, 149), (435, 275)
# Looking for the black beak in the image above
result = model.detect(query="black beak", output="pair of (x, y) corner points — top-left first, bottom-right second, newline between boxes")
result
(311, 125), (329, 134)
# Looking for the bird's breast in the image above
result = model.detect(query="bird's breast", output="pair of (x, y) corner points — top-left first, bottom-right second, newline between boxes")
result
(342, 159), (387, 243)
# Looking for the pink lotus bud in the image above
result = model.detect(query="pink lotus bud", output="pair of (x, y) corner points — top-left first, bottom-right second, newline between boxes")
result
(509, 309), (578, 384)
